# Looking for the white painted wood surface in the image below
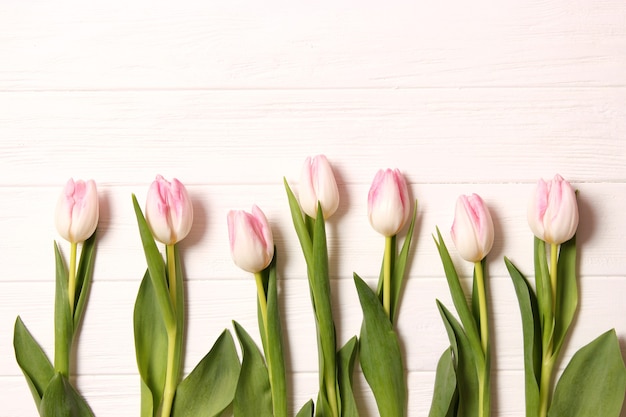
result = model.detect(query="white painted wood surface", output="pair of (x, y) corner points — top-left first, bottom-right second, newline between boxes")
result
(1, 1), (625, 416)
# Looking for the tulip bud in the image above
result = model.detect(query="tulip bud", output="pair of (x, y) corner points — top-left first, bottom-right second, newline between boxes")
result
(450, 194), (495, 262)
(145, 175), (193, 245)
(298, 155), (340, 219)
(527, 174), (578, 245)
(227, 205), (274, 273)
(367, 168), (411, 237)
(55, 178), (99, 243)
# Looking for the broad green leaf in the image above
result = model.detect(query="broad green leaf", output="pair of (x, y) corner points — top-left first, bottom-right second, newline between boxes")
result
(355, 273), (406, 417)
(14, 316), (55, 408)
(39, 372), (94, 417)
(337, 336), (359, 417)
(284, 179), (313, 262)
(437, 301), (480, 417)
(389, 201), (418, 325)
(533, 238), (554, 348)
(172, 330), (241, 417)
(553, 235), (577, 355)
(505, 257), (541, 417)
(73, 231), (97, 330)
(140, 380), (154, 417)
(131, 194), (174, 329)
(265, 252), (288, 417)
(233, 321), (273, 417)
(433, 229), (484, 371)
(428, 348), (459, 417)
(54, 242), (73, 375)
(134, 270), (168, 417)
(548, 329), (626, 417)
(296, 400), (314, 417)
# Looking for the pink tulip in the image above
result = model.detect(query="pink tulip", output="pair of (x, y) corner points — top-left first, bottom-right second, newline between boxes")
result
(145, 175), (193, 245)
(368, 168), (411, 237)
(227, 205), (274, 273)
(55, 179), (99, 243)
(450, 194), (494, 262)
(299, 155), (340, 219)
(527, 174), (578, 245)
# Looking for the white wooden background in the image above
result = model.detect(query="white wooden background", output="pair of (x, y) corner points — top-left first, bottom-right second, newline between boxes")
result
(1, 1), (625, 416)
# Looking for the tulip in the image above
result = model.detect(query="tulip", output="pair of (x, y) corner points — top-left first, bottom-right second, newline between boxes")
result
(227, 205), (274, 273)
(527, 174), (578, 245)
(451, 194), (495, 263)
(145, 175), (193, 245)
(299, 155), (340, 219)
(55, 178), (99, 243)
(368, 168), (411, 237)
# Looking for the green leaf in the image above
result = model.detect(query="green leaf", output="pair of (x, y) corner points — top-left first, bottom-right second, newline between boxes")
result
(548, 329), (626, 417)
(134, 270), (168, 417)
(131, 194), (174, 330)
(436, 301), (480, 417)
(13, 316), (55, 408)
(284, 179), (313, 262)
(505, 257), (541, 417)
(389, 201), (418, 324)
(233, 321), (273, 417)
(265, 252), (288, 417)
(54, 242), (73, 375)
(39, 372), (94, 417)
(428, 348), (459, 417)
(533, 238), (554, 348)
(355, 273), (406, 417)
(172, 330), (241, 417)
(296, 400), (314, 417)
(433, 229), (484, 370)
(553, 235), (577, 355)
(73, 231), (97, 330)
(337, 336), (359, 417)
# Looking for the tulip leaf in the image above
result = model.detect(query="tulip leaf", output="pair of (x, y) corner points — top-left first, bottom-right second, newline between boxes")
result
(553, 235), (577, 356)
(296, 400), (314, 417)
(436, 301), (480, 417)
(433, 229), (484, 370)
(505, 257), (541, 417)
(131, 194), (174, 330)
(233, 321), (273, 417)
(263, 252), (288, 417)
(428, 347), (459, 417)
(13, 316), (55, 408)
(337, 336), (359, 417)
(388, 201), (418, 325)
(548, 329), (626, 417)
(533, 238), (554, 348)
(284, 179), (313, 262)
(54, 242), (73, 375)
(73, 231), (97, 330)
(172, 330), (240, 417)
(355, 273), (406, 417)
(134, 270), (168, 417)
(39, 372), (94, 417)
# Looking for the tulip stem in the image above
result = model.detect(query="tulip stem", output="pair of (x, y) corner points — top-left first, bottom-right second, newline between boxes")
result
(383, 236), (393, 320)
(68, 242), (78, 315)
(474, 261), (489, 353)
(161, 244), (181, 417)
(550, 243), (558, 310)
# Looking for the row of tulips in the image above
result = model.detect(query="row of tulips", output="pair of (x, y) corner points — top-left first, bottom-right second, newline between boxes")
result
(13, 157), (626, 417)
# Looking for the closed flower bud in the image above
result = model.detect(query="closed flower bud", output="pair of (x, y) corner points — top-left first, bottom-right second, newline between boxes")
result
(227, 205), (274, 273)
(55, 178), (100, 243)
(450, 194), (494, 262)
(299, 155), (340, 219)
(527, 174), (578, 245)
(145, 175), (193, 245)
(368, 168), (411, 237)
(55, 178), (99, 243)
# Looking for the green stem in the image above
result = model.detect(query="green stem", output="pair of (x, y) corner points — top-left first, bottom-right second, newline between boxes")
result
(550, 244), (558, 310)
(68, 242), (78, 315)
(474, 261), (489, 353)
(538, 353), (555, 417)
(254, 271), (274, 396)
(161, 245), (180, 417)
(383, 236), (393, 319)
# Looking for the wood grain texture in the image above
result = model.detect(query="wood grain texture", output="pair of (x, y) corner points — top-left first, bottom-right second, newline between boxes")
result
(1, 0), (625, 415)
